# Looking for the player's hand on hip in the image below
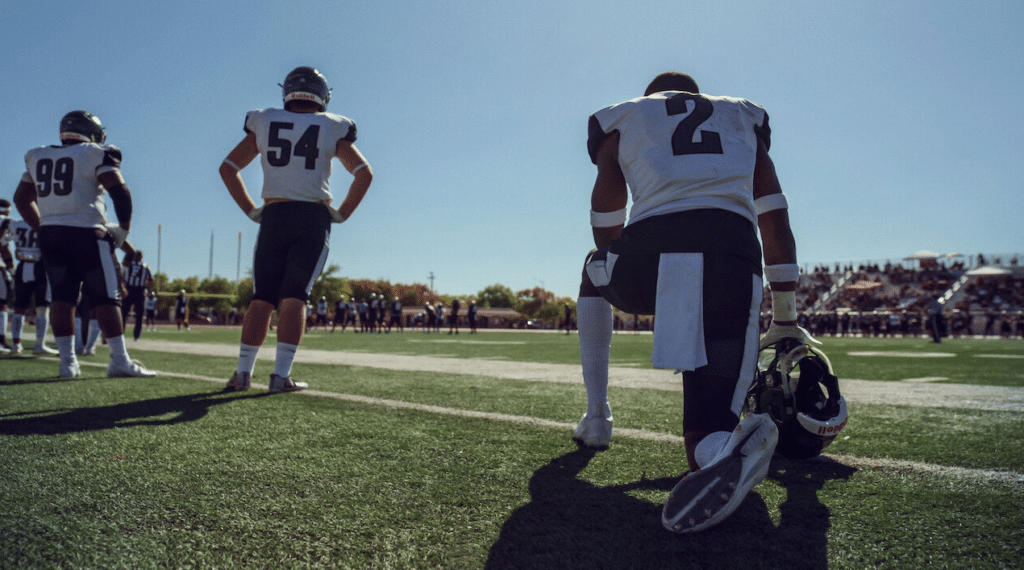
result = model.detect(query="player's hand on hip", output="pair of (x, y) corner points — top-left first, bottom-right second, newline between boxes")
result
(247, 206), (264, 223)
(105, 224), (129, 248)
(328, 205), (346, 223)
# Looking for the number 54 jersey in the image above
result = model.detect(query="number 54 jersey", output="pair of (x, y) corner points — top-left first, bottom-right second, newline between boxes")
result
(245, 108), (357, 203)
(23, 142), (121, 229)
(587, 92), (771, 228)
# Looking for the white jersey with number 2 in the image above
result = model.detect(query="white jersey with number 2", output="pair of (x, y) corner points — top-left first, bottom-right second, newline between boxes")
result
(588, 92), (770, 227)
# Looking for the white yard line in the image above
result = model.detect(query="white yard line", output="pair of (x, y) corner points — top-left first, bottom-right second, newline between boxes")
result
(127, 339), (1024, 413)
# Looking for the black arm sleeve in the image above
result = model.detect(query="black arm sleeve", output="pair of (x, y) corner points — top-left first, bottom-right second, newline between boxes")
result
(106, 183), (133, 226)
(587, 114), (611, 165)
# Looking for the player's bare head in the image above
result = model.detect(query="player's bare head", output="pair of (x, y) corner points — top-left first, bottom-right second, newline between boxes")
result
(0, 199), (10, 215)
(645, 72), (699, 96)
(134, 251), (143, 261)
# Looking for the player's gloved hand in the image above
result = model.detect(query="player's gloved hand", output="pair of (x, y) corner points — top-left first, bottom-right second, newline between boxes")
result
(105, 224), (129, 249)
(328, 207), (346, 224)
(247, 206), (264, 223)
(759, 322), (821, 350)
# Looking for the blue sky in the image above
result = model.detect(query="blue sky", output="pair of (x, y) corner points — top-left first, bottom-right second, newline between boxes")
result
(3, 0), (1022, 299)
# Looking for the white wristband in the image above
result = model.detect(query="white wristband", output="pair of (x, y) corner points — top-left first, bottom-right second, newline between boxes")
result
(754, 193), (788, 215)
(351, 163), (368, 174)
(764, 263), (799, 283)
(223, 159), (241, 171)
(771, 290), (798, 322)
(590, 208), (627, 227)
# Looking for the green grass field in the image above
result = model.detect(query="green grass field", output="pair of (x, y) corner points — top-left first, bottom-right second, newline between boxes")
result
(2, 328), (1022, 569)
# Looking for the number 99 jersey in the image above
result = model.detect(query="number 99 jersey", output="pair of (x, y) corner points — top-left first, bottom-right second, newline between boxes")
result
(587, 92), (770, 228)
(23, 142), (122, 229)
(245, 108), (357, 203)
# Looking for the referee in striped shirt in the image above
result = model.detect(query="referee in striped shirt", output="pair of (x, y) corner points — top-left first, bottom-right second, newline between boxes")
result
(122, 250), (154, 340)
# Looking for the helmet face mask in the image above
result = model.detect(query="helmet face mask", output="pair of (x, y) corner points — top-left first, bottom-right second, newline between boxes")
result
(60, 110), (106, 144)
(280, 66), (331, 112)
(747, 342), (848, 459)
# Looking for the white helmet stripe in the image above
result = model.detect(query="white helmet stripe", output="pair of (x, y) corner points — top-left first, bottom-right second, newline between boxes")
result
(796, 397), (848, 436)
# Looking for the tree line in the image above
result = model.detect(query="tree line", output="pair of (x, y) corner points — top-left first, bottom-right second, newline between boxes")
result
(148, 265), (576, 326)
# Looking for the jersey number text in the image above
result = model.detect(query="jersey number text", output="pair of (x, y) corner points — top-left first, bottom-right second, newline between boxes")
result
(35, 157), (75, 197)
(666, 93), (724, 156)
(267, 122), (321, 170)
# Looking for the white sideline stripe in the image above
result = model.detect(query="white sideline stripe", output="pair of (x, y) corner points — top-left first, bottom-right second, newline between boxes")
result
(71, 360), (686, 444)
(827, 454), (1024, 487)
(119, 339), (1024, 413)
(68, 360), (1022, 487)
(848, 351), (956, 358)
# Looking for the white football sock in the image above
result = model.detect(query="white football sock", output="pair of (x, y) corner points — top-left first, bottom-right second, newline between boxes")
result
(35, 309), (49, 345)
(55, 336), (76, 362)
(274, 342), (299, 378)
(237, 343), (260, 375)
(577, 296), (614, 416)
(11, 313), (24, 342)
(85, 320), (101, 351)
(107, 335), (130, 365)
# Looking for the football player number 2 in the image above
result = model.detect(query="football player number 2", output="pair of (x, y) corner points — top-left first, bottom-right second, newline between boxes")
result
(267, 122), (321, 170)
(35, 157), (75, 197)
(666, 93), (723, 156)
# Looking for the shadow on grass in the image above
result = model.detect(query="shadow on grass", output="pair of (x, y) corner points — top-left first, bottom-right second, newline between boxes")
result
(485, 448), (857, 570)
(0, 389), (267, 435)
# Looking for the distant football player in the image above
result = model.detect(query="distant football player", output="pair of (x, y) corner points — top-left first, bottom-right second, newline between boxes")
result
(423, 303), (434, 334)
(367, 293), (379, 334)
(8, 218), (57, 354)
(0, 199), (14, 352)
(376, 293), (386, 334)
(331, 295), (348, 332)
(144, 291), (157, 331)
(174, 290), (189, 331)
(13, 110), (155, 378)
(573, 72), (813, 533)
(122, 250), (154, 340)
(448, 298), (460, 335)
(388, 296), (403, 333)
(220, 66), (372, 393)
(357, 298), (369, 333)
(315, 296), (328, 331)
(467, 300), (478, 334)
(346, 298), (358, 330)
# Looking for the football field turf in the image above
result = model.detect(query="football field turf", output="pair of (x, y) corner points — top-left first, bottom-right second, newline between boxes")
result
(2, 329), (1022, 569)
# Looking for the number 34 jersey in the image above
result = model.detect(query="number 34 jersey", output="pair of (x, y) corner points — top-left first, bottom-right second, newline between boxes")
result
(23, 142), (122, 229)
(587, 92), (771, 228)
(245, 108), (357, 203)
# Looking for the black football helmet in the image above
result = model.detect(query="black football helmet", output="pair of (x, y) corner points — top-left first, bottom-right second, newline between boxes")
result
(746, 340), (848, 459)
(280, 66), (331, 112)
(59, 110), (106, 144)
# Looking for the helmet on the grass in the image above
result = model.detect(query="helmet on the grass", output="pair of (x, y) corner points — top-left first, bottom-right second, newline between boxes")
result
(747, 340), (848, 459)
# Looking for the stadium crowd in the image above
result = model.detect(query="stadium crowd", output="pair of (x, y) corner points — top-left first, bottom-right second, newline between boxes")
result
(766, 254), (1024, 340)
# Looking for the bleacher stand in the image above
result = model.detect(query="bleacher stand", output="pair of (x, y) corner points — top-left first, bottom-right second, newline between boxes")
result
(761, 253), (1024, 338)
